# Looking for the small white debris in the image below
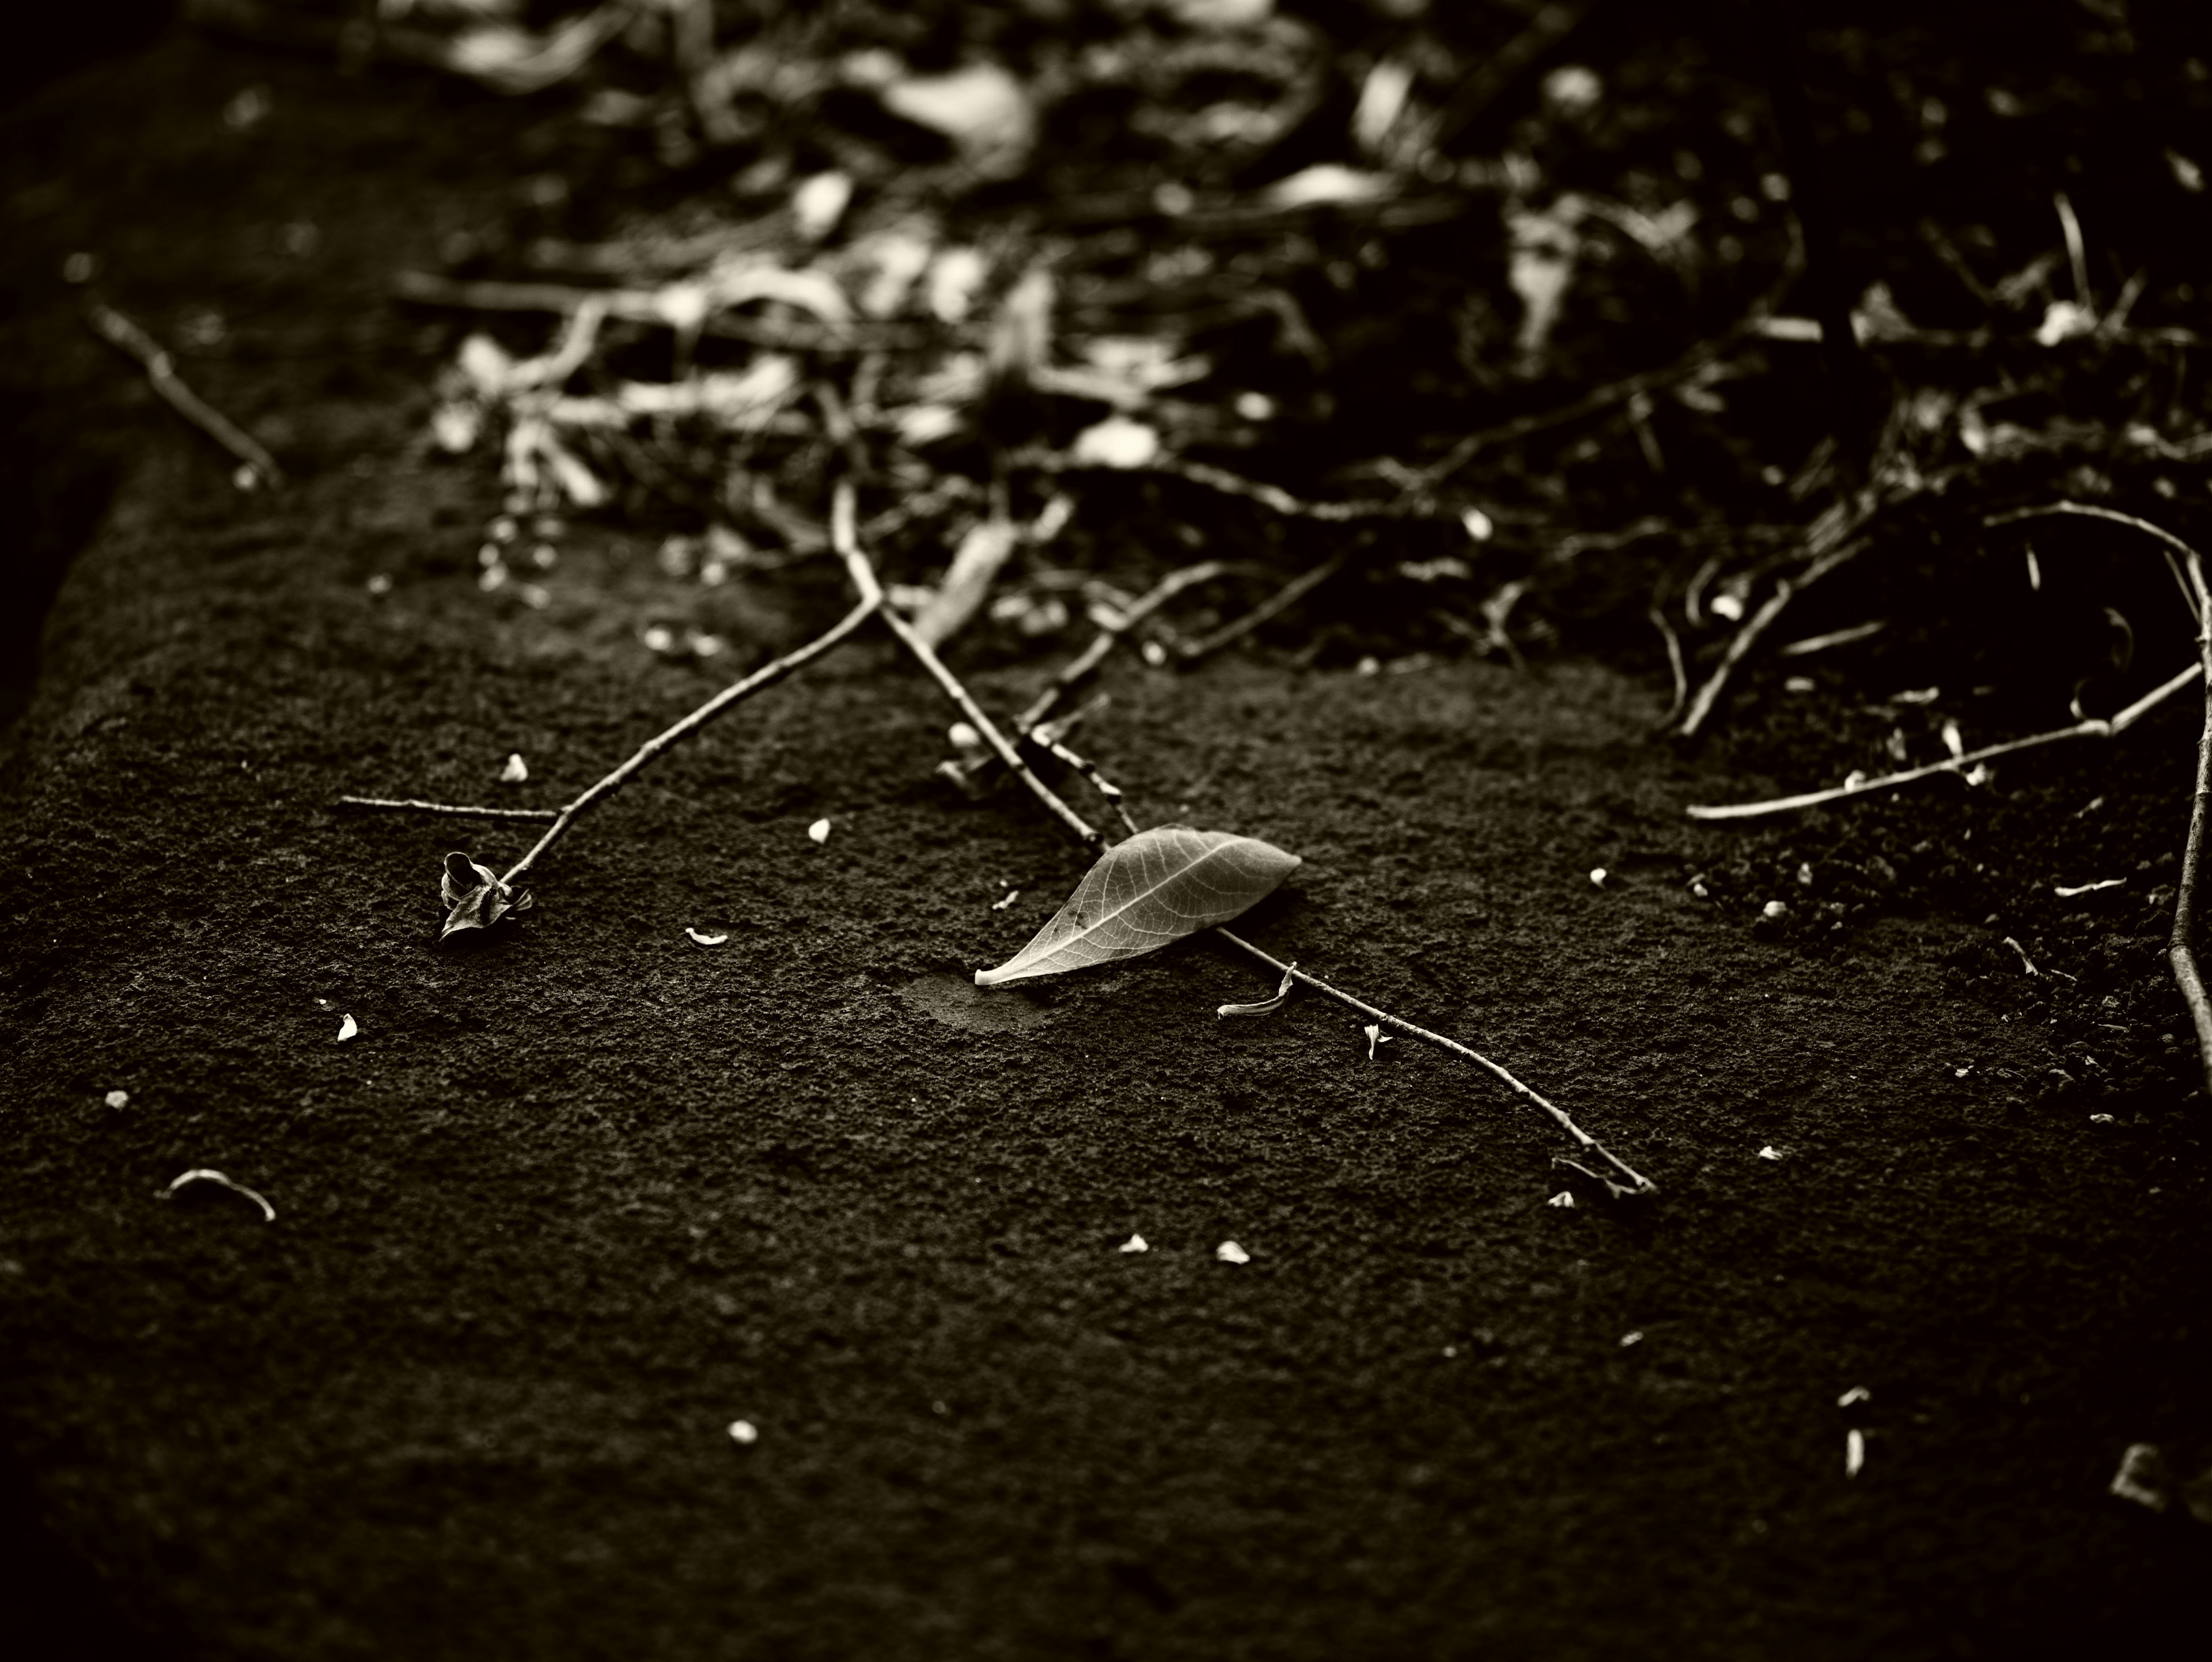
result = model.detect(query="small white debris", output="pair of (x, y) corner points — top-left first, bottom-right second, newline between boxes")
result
(365, 573), (392, 596)
(233, 463), (262, 492)
(1760, 900), (1788, 920)
(519, 584), (551, 611)
(1216, 1240), (1250, 1264)
(1941, 718), (1965, 759)
(685, 928), (729, 947)
(1547, 1191), (1576, 1209)
(1620, 1331), (1643, 1347)
(2109, 1443), (2168, 1510)
(104, 1090), (130, 1110)
(1845, 1428), (1866, 1478)
(1119, 1234), (1149, 1254)
(1784, 675), (1816, 694)
(159, 1169), (275, 1224)
(1363, 1024), (1393, 1061)
(2055, 879), (2124, 898)
(1891, 686), (1940, 705)
(2090, 1113), (2116, 1124)
(1838, 1386), (1872, 1408)
(791, 170), (854, 241)
(477, 562), (508, 592)
(1758, 1145), (1783, 1161)
(1691, 881), (1709, 899)
(689, 631), (728, 660)
(1442, 1345), (1458, 1358)
(1218, 965), (1296, 1019)
(1141, 639), (1169, 667)
(991, 889), (1021, 912)
(529, 543), (558, 570)
(336, 1014), (359, 1042)
(1461, 508), (1495, 543)
(1589, 867), (1608, 888)
(1710, 591), (1746, 622)
(1234, 391), (1275, 421)
(2035, 298), (2098, 347)
(2001, 936), (2039, 975)
(1796, 862), (1815, 887)
(641, 625), (677, 654)
(807, 818), (832, 845)
(1070, 415), (1162, 470)
(1355, 655), (1381, 677)
(727, 1419), (759, 1445)
(499, 753), (528, 783)
(1955, 1066), (1971, 1079)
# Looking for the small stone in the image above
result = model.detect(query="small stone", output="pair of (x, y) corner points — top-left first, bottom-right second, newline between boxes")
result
(808, 818), (832, 845)
(1215, 1240), (1251, 1264)
(1118, 1234), (1148, 1254)
(104, 1090), (130, 1110)
(727, 1420), (759, 1445)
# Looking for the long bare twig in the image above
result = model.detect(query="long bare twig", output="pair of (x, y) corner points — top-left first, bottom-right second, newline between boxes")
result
(1017, 561), (1235, 732)
(1178, 547), (1354, 664)
(336, 797), (559, 821)
(1984, 501), (2205, 625)
(1677, 531), (1869, 737)
(1687, 660), (2201, 821)
(2169, 551), (2212, 1097)
(86, 301), (285, 488)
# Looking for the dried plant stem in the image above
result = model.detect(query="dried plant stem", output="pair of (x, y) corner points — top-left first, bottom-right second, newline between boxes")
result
(336, 797), (559, 821)
(1017, 561), (1235, 730)
(1156, 457), (1406, 522)
(1687, 660), (2202, 821)
(86, 301), (284, 487)
(497, 590), (882, 885)
(1650, 604), (1688, 726)
(2169, 551), (2212, 1097)
(1038, 736), (1142, 838)
(828, 484), (1104, 851)
(1677, 532), (1868, 738)
(1984, 502), (2205, 624)
(1213, 929), (1657, 1197)
(1179, 548), (1353, 663)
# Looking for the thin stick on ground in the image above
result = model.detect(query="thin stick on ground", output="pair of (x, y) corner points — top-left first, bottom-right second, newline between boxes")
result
(86, 301), (285, 488)
(1677, 531), (1869, 738)
(827, 483), (1104, 851)
(336, 797), (560, 821)
(1211, 930), (1657, 1198)
(1650, 604), (1688, 726)
(841, 488), (1657, 1194)
(2169, 550), (2212, 1098)
(480, 588), (882, 887)
(1687, 660), (2202, 821)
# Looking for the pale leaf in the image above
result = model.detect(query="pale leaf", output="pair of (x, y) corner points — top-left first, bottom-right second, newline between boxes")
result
(975, 826), (1299, 987)
(1217, 964), (1295, 1019)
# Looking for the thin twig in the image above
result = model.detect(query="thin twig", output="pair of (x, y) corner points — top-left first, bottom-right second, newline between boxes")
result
(1179, 548), (1353, 664)
(827, 483), (1104, 850)
(336, 796), (560, 821)
(2169, 551), (2212, 1097)
(498, 589), (882, 885)
(1017, 561), (1236, 731)
(1983, 501), (2205, 624)
(1686, 660), (2202, 821)
(1677, 533), (1869, 737)
(1211, 929), (1657, 1197)
(1650, 604), (1688, 726)
(1040, 736), (1142, 838)
(1156, 457), (1408, 522)
(85, 301), (284, 487)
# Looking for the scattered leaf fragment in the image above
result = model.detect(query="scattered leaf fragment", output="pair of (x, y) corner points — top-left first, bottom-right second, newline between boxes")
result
(2090, 1112), (2116, 1124)
(2109, 1443), (2169, 1511)
(499, 752), (528, 783)
(1070, 415), (1162, 470)
(1547, 1191), (1577, 1209)
(808, 818), (832, 845)
(685, 928), (729, 947)
(1589, 867), (1608, 888)
(337, 1013), (359, 1042)
(1217, 964), (1295, 1019)
(1761, 900), (1787, 919)
(1620, 1331), (1643, 1347)
(438, 850), (533, 942)
(1845, 1428), (1866, 1478)
(1838, 1386), (1871, 1407)
(1758, 1145), (1783, 1161)
(160, 1168), (275, 1224)
(2055, 879), (2124, 898)
(1363, 1024), (1393, 1061)
(1119, 1234), (1149, 1254)
(991, 889), (1021, 912)
(105, 1090), (129, 1109)
(976, 826), (1300, 987)
(1215, 1240), (1250, 1265)
(728, 1419), (759, 1445)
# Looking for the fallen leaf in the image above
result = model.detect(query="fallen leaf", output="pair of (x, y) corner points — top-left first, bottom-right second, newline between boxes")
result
(1218, 964), (1295, 1018)
(439, 850), (533, 942)
(159, 1168), (275, 1224)
(975, 826), (1300, 987)
(337, 1013), (359, 1042)
(1216, 1240), (1250, 1264)
(686, 928), (729, 947)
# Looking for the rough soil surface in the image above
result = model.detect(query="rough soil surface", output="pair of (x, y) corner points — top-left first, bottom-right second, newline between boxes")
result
(4, 29), (2209, 1662)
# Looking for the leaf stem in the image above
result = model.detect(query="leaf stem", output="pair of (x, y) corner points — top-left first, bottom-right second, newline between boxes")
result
(1211, 929), (1657, 1197)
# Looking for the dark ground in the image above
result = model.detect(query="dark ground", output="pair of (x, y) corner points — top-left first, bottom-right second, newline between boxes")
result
(5, 16), (2211, 1662)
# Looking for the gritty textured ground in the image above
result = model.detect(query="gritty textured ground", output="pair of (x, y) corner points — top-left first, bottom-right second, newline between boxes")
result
(4, 28), (2210, 1662)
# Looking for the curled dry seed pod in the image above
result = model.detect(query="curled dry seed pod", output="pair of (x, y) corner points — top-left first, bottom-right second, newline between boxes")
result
(438, 851), (533, 942)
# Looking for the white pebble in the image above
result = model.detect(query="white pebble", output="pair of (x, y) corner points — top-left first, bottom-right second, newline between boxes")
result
(499, 753), (528, 783)
(337, 1014), (359, 1042)
(1589, 867), (1607, 888)
(727, 1419), (759, 1445)
(1761, 900), (1787, 919)
(1118, 1233), (1148, 1254)
(807, 818), (831, 845)
(1215, 1240), (1250, 1264)
(104, 1089), (130, 1109)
